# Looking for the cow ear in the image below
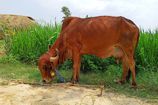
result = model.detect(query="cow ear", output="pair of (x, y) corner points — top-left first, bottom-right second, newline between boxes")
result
(48, 45), (51, 50)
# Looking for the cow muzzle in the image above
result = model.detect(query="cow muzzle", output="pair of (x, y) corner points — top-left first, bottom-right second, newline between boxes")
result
(42, 78), (52, 84)
(42, 71), (56, 84)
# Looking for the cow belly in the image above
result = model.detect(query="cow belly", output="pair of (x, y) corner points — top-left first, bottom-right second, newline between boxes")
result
(81, 45), (124, 59)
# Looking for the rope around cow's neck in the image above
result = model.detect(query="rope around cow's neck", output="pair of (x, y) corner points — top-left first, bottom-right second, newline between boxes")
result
(55, 69), (65, 83)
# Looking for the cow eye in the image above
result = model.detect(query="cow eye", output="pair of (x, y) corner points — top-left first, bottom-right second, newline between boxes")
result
(48, 65), (52, 70)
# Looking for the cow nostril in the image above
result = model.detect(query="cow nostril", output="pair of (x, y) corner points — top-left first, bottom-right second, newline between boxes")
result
(42, 80), (46, 83)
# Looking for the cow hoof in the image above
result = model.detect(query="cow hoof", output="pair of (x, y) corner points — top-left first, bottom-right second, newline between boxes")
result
(71, 80), (78, 84)
(115, 79), (125, 85)
(131, 82), (137, 89)
(68, 80), (79, 86)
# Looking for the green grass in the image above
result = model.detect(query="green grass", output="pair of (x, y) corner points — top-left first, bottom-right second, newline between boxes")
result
(136, 30), (158, 71)
(4, 24), (61, 63)
(60, 65), (158, 100)
(0, 60), (158, 100)
(0, 61), (41, 83)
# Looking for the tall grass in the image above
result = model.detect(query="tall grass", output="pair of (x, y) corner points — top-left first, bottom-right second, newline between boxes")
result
(136, 30), (158, 71)
(4, 23), (158, 71)
(4, 24), (61, 63)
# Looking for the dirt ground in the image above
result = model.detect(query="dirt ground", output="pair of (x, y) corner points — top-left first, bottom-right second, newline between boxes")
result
(0, 80), (156, 105)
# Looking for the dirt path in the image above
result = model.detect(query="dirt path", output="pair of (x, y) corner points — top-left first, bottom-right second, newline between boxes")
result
(0, 81), (156, 105)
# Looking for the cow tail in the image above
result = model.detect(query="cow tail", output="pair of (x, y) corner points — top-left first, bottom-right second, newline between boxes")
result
(135, 29), (140, 48)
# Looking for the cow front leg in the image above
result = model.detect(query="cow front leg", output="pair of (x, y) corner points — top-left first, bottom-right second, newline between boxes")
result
(71, 53), (81, 84)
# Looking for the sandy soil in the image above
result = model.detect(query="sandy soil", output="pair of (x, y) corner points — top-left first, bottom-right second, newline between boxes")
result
(0, 81), (156, 105)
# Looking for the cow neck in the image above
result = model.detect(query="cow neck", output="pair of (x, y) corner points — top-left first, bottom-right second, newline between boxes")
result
(48, 47), (58, 57)
(48, 37), (61, 57)
(46, 51), (53, 57)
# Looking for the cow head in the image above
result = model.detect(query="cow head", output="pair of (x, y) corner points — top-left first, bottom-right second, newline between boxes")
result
(38, 49), (59, 84)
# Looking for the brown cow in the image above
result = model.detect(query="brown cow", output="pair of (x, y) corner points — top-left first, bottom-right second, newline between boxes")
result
(38, 16), (139, 87)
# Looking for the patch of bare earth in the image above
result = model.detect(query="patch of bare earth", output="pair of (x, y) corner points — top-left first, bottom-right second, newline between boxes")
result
(0, 80), (156, 105)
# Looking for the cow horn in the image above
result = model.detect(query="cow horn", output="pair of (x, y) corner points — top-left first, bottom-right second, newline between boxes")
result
(50, 49), (59, 62)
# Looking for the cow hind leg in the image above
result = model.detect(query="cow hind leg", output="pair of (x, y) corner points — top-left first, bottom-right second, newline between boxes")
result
(128, 57), (137, 87)
(113, 46), (136, 87)
(121, 57), (132, 83)
(119, 55), (136, 87)
(113, 47), (132, 84)
(126, 70), (131, 83)
(116, 56), (130, 84)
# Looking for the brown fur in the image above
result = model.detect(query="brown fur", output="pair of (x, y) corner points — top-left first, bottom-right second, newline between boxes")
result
(38, 16), (139, 86)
